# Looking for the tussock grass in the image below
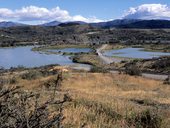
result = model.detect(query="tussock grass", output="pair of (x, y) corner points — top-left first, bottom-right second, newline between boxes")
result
(72, 53), (103, 67)
(61, 73), (170, 127)
(1, 69), (170, 127)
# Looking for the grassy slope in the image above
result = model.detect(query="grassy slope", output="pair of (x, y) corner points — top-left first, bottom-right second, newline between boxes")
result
(2, 68), (170, 127)
(73, 53), (104, 67)
(62, 73), (170, 127)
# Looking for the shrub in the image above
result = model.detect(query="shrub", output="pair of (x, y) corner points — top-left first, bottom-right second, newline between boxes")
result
(0, 85), (69, 128)
(125, 65), (142, 76)
(127, 110), (162, 128)
(10, 65), (26, 72)
(164, 75), (170, 85)
(151, 56), (170, 70)
(0, 66), (4, 71)
(90, 66), (108, 73)
(73, 99), (122, 122)
(0, 77), (6, 86)
(21, 70), (42, 80)
(0, 76), (17, 85)
(9, 77), (18, 84)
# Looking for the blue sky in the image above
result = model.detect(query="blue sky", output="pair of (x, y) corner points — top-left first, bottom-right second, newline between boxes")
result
(0, 0), (170, 24)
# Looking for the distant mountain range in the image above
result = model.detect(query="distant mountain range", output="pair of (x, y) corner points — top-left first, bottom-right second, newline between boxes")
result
(90, 19), (141, 28)
(0, 21), (26, 28)
(116, 20), (170, 29)
(40, 21), (61, 27)
(40, 21), (87, 27)
(90, 19), (170, 28)
(1, 19), (170, 29)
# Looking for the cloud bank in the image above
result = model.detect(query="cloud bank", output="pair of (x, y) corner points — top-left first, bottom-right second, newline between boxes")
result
(0, 6), (103, 23)
(1, 4), (170, 24)
(123, 4), (170, 20)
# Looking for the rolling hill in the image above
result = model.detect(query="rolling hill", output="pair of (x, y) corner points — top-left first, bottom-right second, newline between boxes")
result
(0, 21), (26, 28)
(90, 19), (170, 29)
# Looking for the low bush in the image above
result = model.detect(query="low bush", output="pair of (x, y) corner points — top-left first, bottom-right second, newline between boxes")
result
(164, 75), (170, 85)
(90, 66), (108, 73)
(126, 109), (162, 128)
(10, 65), (26, 72)
(21, 70), (43, 80)
(0, 66), (4, 72)
(0, 76), (18, 85)
(9, 77), (18, 84)
(0, 85), (69, 127)
(73, 99), (122, 122)
(125, 65), (142, 76)
(0, 77), (6, 86)
(151, 56), (170, 70)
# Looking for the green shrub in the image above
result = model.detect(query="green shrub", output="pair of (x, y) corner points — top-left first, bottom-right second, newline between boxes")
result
(0, 77), (6, 85)
(164, 75), (170, 85)
(90, 66), (108, 73)
(0, 77), (17, 85)
(10, 65), (26, 71)
(21, 70), (42, 80)
(127, 110), (162, 128)
(125, 65), (142, 76)
(73, 99), (122, 121)
(9, 77), (18, 84)
(0, 86), (66, 128)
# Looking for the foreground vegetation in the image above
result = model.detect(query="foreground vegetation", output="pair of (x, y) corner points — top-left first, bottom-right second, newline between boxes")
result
(123, 56), (170, 74)
(0, 66), (170, 127)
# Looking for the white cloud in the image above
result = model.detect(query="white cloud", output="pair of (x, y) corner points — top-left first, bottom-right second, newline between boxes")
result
(123, 4), (170, 20)
(72, 15), (103, 23)
(0, 6), (103, 23)
(0, 8), (13, 18)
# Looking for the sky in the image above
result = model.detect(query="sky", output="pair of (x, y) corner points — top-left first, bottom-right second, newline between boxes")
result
(0, 0), (170, 24)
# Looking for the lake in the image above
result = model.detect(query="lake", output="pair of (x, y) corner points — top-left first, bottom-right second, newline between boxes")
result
(0, 46), (91, 69)
(104, 48), (170, 59)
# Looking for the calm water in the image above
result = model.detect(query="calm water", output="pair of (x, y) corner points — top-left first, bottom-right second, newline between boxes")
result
(104, 48), (170, 59)
(0, 46), (91, 69)
(48, 48), (92, 53)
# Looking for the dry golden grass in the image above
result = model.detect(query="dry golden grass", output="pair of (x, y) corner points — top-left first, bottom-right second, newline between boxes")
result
(62, 73), (169, 102)
(61, 73), (170, 127)
(2, 70), (170, 127)
(73, 53), (104, 67)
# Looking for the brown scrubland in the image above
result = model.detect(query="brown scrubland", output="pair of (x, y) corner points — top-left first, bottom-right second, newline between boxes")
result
(1, 67), (170, 128)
